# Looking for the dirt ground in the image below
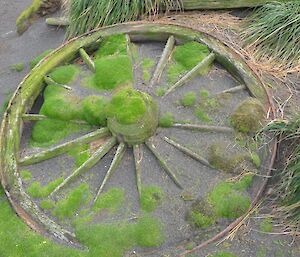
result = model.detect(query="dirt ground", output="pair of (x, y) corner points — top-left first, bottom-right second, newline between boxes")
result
(0, 1), (299, 257)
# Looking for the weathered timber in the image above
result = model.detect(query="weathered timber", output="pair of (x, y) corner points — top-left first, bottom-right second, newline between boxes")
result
(46, 17), (69, 26)
(133, 144), (143, 198)
(79, 48), (95, 72)
(172, 123), (234, 133)
(44, 76), (72, 90)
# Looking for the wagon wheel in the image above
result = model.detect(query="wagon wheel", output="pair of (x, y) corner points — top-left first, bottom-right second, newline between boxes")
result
(0, 23), (275, 255)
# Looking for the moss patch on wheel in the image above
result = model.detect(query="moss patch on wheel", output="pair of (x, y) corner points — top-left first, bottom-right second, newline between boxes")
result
(159, 112), (174, 128)
(30, 49), (53, 69)
(140, 186), (164, 212)
(68, 144), (91, 167)
(48, 65), (80, 85)
(230, 98), (265, 133)
(95, 34), (127, 58)
(93, 188), (125, 213)
(82, 95), (108, 126)
(27, 177), (64, 198)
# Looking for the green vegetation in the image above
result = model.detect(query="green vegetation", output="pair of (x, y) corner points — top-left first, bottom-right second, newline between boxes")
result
(260, 218), (273, 233)
(107, 87), (147, 125)
(195, 107), (211, 123)
(159, 112), (174, 128)
(10, 63), (24, 72)
(208, 143), (248, 173)
(0, 91), (13, 115)
(30, 49), (53, 69)
(95, 34), (127, 58)
(48, 65), (80, 84)
(142, 58), (155, 81)
(27, 178), (64, 198)
(230, 98), (265, 133)
(209, 252), (238, 257)
(68, 144), (91, 167)
(242, 1), (300, 68)
(40, 199), (55, 210)
(20, 170), (32, 181)
(155, 87), (166, 97)
(82, 95), (108, 126)
(140, 186), (164, 212)
(189, 210), (215, 228)
(53, 183), (91, 220)
(93, 188), (125, 213)
(250, 152), (261, 168)
(167, 62), (186, 84)
(181, 92), (196, 107)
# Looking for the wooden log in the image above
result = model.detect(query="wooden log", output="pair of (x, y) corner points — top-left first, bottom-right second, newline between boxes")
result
(79, 48), (95, 72)
(217, 85), (246, 95)
(149, 36), (175, 87)
(172, 123), (234, 133)
(46, 17), (69, 26)
(50, 137), (117, 196)
(19, 128), (110, 166)
(133, 144), (143, 198)
(164, 52), (216, 96)
(93, 143), (126, 203)
(44, 76), (72, 90)
(22, 114), (88, 124)
(145, 140), (183, 189)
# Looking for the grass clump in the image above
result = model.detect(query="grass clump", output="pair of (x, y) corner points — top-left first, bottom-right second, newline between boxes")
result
(107, 88), (147, 125)
(189, 210), (215, 229)
(142, 58), (155, 81)
(40, 199), (55, 210)
(82, 95), (108, 126)
(93, 188), (125, 213)
(10, 63), (24, 72)
(27, 177), (64, 198)
(48, 65), (80, 85)
(230, 98), (265, 133)
(181, 92), (196, 107)
(95, 34), (127, 58)
(30, 49), (53, 69)
(89, 55), (133, 91)
(260, 218), (273, 233)
(140, 186), (164, 212)
(53, 183), (91, 220)
(20, 170), (32, 181)
(195, 107), (211, 123)
(209, 252), (238, 257)
(159, 112), (174, 128)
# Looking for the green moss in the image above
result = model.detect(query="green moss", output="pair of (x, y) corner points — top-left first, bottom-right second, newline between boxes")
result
(10, 63), (24, 72)
(260, 218), (273, 233)
(0, 186), (83, 257)
(30, 49), (53, 69)
(140, 186), (164, 212)
(230, 98), (265, 133)
(250, 152), (261, 168)
(30, 119), (88, 147)
(95, 34), (127, 59)
(199, 89), (219, 109)
(82, 95), (108, 126)
(142, 58), (155, 81)
(27, 177), (64, 198)
(208, 143), (248, 173)
(93, 188), (125, 213)
(181, 92), (196, 107)
(195, 107), (211, 123)
(155, 87), (166, 97)
(68, 144), (90, 167)
(53, 183), (91, 220)
(40, 199), (55, 210)
(189, 210), (215, 228)
(20, 170), (32, 181)
(48, 65), (80, 85)
(159, 112), (174, 128)
(167, 62), (186, 84)
(88, 55), (133, 91)
(209, 252), (238, 257)
(107, 88), (147, 125)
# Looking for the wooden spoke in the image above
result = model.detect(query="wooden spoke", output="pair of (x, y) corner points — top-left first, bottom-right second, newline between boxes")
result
(163, 136), (213, 169)
(44, 76), (72, 91)
(164, 52), (216, 97)
(133, 144), (143, 198)
(19, 128), (110, 166)
(149, 35), (175, 87)
(46, 17), (69, 26)
(216, 85), (246, 95)
(22, 114), (88, 124)
(93, 142), (126, 203)
(50, 137), (117, 196)
(172, 123), (234, 133)
(145, 139), (183, 189)
(79, 48), (95, 72)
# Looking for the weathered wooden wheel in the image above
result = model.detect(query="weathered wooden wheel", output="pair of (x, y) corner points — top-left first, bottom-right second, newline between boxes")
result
(0, 22), (275, 255)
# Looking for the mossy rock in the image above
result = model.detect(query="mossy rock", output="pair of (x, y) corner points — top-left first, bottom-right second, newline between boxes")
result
(230, 98), (265, 133)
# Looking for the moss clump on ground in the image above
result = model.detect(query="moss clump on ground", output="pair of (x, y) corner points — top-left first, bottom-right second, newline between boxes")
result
(40, 199), (55, 210)
(68, 144), (90, 167)
(20, 170), (32, 181)
(140, 186), (164, 212)
(10, 63), (24, 72)
(195, 107), (211, 123)
(30, 49), (53, 69)
(208, 143), (248, 173)
(181, 92), (197, 107)
(159, 112), (174, 128)
(189, 210), (215, 228)
(209, 252), (238, 257)
(48, 65), (80, 84)
(155, 87), (166, 97)
(142, 58), (155, 81)
(260, 218), (273, 233)
(230, 98), (265, 133)
(88, 55), (133, 91)
(27, 177), (64, 198)
(53, 183), (91, 220)
(107, 88), (147, 125)
(82, 95), (108, 126)
(95, 34), (127, 59)
(30, 119), (88, 147)
(93, 188), (125, 213)
(167, 62), (186, 84)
